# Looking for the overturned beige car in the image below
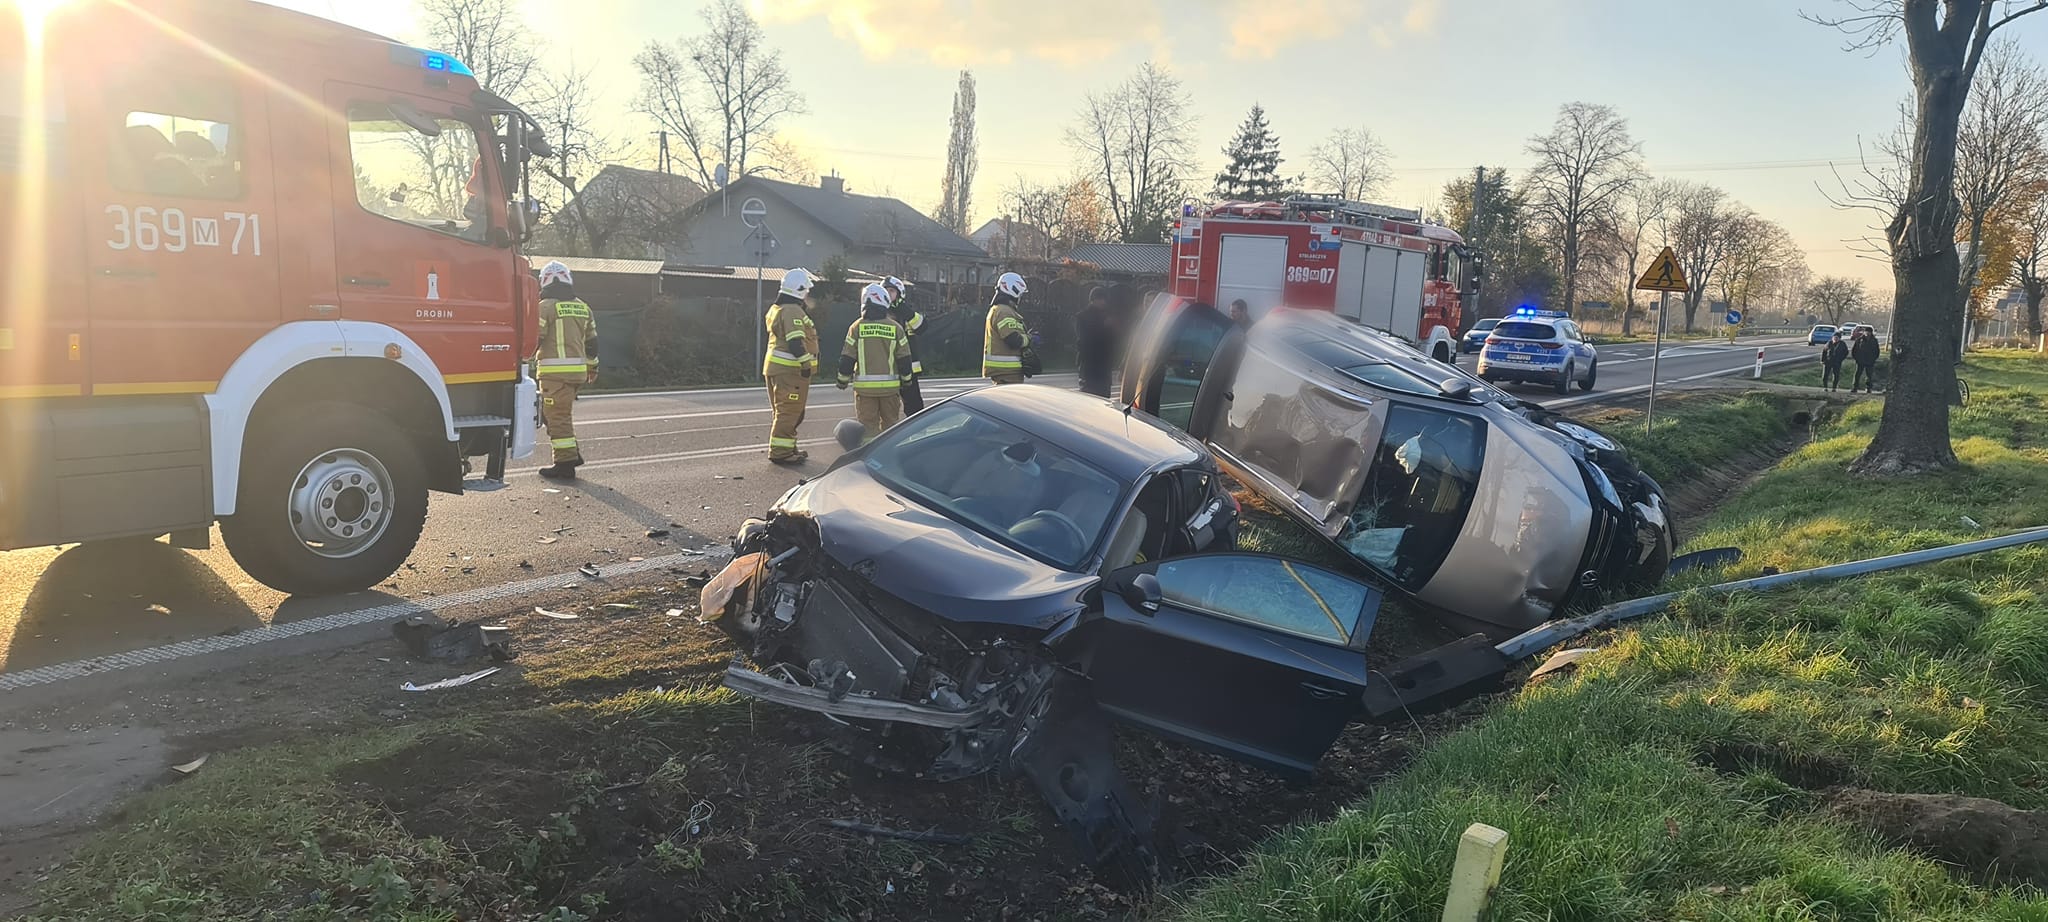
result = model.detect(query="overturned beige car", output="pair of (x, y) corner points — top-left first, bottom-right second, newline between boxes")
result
(1121, 299), (1673, 635)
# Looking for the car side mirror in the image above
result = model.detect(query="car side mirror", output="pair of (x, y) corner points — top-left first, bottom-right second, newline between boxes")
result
(1121, 572), (1162, 614)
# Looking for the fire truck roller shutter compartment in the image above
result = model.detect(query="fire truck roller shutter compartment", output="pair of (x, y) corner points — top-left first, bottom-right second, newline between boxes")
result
(1392, 248), (1427, 341)
(1356, 243), (1399, 332)
(1215, 235), (1286, 319)
(1335, 241), (1367, 322)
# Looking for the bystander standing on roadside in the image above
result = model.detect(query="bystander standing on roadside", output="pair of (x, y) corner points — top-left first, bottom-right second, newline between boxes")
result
(1850, 327), (1881, 393)
(1075, 286), (1116, 397)
(1822, 331), (1848, 392)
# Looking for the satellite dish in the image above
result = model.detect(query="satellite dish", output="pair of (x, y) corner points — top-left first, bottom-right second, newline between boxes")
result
(714, 162), (729, 189)
(740, 197), (768, 229)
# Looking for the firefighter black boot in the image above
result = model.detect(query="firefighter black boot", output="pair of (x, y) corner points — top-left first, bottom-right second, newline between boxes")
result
(538, 462), (578, 480)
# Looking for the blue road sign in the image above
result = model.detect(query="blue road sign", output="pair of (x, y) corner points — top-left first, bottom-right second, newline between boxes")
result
(1725, 308), (1743, 325)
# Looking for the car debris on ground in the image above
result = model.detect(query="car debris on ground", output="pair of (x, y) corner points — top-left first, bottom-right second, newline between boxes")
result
(391, 614), (514, 663)
(400, 667), (501, 692)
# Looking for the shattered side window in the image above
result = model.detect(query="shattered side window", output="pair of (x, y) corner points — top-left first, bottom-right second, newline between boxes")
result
(1341, 405), (1486, 590)
(1154, 556), (1369, 645)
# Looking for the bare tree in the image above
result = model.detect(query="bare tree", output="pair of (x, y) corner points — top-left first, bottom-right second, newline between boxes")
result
(1806, 0), (2047, 474)
(2016, 183), (2048, 335)
(935, 71), (978, 235)
(1001, 175), (1109, 260)
(634, 0), (805, 192)
(1306, 126), (1392, 202)
(1606, 178), (1679, 334)
(1808, 276), (1870, 324)
(528, 65), (653, 257)
(1955, 42), (2048, 306)
(419, 0), (539, 102)
(1067, 63), (1196, 244)
(1665, 182), (1743, 331)
(1718, 216), (1801, 321)
(1525, 102), (1643, 317)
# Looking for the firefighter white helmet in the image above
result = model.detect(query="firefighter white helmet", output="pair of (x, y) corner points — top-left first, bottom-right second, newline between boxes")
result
(884, 275), (908, 293)
(995, 272), (1028, 299)
(860, 283), (893, 311)
(780, 267), (816, 299)
(538, 260), (574, 288)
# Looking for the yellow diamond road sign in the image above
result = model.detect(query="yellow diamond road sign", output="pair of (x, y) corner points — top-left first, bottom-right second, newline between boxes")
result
(1636, 246), (1688, 293)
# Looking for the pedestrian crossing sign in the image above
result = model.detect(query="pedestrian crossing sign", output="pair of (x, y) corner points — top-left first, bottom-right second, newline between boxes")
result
(1636, 247), (1688, 292)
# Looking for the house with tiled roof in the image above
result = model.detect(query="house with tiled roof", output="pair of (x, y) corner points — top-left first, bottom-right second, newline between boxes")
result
(669, 174), (997, 290)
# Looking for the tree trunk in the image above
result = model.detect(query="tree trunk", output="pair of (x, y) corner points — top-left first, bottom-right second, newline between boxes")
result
(1621, 296), (1635, 335)
(2028, 281), (2044, 339)
(1854, 40), (1973, 475)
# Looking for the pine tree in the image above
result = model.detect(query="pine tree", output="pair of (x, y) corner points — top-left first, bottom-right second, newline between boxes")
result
(935, 70), (977, 234)
(1213, 104), (1286, 202)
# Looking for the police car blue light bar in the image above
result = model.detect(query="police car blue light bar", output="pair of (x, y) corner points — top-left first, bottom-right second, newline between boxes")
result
(1511, 306), (1568, 319)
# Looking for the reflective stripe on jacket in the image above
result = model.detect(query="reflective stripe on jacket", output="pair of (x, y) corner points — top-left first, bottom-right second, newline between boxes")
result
(984, 303), (1026, 374)
(764, 302), (817, 377)
(537, 298), (597, 377)
(842, 318), (910, 392)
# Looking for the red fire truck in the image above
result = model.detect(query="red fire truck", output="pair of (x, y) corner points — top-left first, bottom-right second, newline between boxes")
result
(0, 1), (549, 593)
(1168, 196), (1482, 364)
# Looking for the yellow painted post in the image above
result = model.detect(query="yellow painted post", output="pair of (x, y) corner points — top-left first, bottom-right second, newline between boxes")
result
(1441, 822), (1509, 922)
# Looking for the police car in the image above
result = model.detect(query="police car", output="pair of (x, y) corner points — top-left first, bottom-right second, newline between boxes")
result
(1475, 309), (1597, 394)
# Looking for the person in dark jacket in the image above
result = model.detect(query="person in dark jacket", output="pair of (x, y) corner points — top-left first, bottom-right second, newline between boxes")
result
(1229, 299), (1252, 326)
(1850, 329), (1881, 393)
(1075, 286), (1117, 397)
(1821, 332), (1848, 391)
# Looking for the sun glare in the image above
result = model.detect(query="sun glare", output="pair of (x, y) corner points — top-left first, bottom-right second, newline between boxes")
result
(9, 0), (71, 36)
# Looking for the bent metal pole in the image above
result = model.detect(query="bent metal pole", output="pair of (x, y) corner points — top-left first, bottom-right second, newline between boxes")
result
(1498, 527), (2048, 662)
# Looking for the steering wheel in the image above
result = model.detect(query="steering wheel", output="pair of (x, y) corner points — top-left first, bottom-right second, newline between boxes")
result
(1012, 509), (1088, 560)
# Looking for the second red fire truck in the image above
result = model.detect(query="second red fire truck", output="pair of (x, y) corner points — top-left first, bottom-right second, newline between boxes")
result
(1168, 196), (1482, 363)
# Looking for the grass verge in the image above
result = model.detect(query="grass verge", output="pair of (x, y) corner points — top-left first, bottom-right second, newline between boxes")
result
(1176, 352), (2048, 920)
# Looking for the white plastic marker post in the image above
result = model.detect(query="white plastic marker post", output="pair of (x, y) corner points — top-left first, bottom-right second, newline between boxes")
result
(1441, 822), (1510, 922)
(1755, 347), (1765, 379)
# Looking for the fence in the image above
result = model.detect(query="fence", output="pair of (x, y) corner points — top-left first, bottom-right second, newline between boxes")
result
(599, 270), (1128, 388)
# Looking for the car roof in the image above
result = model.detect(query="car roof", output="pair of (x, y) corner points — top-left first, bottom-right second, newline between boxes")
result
(951, 385), (1204, 482)
(1492, 316), (1565, 334)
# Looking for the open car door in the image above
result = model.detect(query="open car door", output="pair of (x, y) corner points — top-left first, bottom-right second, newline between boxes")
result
(1119, 295), (1242, 441)
(1070, 553), (1383, 778)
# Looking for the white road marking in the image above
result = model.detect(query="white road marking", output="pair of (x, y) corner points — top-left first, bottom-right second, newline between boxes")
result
(514, 437), (839, 475)
(1546, 354), (1809, 408)
(0, 549), (729, 691)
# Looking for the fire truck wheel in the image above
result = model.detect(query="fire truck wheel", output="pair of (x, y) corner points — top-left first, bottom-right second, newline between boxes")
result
(222, 402), (428, 596)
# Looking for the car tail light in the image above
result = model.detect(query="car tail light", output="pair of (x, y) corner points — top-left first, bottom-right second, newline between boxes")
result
(1538, 342), (1563, 350)
(1484, 336), (1501, 345)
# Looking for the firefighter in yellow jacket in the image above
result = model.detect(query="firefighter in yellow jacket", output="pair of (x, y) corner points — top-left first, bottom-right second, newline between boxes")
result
(535, 260), (597, 480)
(837, 283), (914, 437)
(764, 268), (819, 465)
(984, 271), (1034, 384)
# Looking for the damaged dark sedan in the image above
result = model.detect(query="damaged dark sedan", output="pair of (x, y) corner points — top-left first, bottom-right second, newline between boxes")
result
(704, 386), (1393, 867)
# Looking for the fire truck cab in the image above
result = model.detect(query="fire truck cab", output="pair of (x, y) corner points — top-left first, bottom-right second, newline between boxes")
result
(0, 1), (550, 594)
(1169, 197), (1481, 364)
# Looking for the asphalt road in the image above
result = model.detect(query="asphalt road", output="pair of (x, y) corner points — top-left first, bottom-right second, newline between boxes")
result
(0, 335), (1814, 686)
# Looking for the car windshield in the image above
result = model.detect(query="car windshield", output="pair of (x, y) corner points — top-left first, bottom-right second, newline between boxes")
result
(863, 403), (1124, 569)
(1339, 405), (1487, 590)
(1492, 322), (1557, 340)
(1471, 319), (1499, 332)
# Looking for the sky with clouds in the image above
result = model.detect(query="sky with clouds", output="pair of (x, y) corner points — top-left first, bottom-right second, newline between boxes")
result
(263, 0), (2048, 290)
